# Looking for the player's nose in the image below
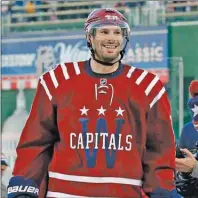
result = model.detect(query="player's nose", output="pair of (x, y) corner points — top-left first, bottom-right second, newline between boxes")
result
(105, 31), (117, 41)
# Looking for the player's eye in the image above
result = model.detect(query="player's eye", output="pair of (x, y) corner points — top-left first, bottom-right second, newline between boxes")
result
(100, 30), (108, 34)
(115, 31), (121, 35)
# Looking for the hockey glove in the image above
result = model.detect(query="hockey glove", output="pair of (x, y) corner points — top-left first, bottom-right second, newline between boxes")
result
(7, 176), (39, 198)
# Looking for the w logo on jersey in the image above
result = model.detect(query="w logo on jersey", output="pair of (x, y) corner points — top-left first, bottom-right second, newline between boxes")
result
(70, 118), (132, 168)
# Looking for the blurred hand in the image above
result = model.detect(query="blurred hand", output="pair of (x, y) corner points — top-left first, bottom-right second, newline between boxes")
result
(175, 148), (196, 173)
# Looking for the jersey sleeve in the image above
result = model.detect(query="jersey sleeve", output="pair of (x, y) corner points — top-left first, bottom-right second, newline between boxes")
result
(142, 80), (176, 195)
(12, 77), (59, 187)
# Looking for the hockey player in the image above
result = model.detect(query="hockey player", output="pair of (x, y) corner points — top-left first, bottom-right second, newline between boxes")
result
(8, 8), (181, 198)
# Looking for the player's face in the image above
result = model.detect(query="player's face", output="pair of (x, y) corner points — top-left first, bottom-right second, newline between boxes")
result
(1, 164), (7, 174)
(90, 25), (123, 63)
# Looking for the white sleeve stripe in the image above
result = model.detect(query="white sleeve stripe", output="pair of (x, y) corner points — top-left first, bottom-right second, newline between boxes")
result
(73, 62), (81, 75)
(49, 70), (58, 88)
(145, 76), (159, 96)
(149, 87), (166, 108)
(135, 71), (148, 85)
(60, 63), (70, 80)
(126, 66), (136, 78)
(40, 76), (52, 100)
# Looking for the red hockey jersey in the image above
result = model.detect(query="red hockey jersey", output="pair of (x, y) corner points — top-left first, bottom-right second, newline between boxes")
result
(13, 60), (176, 198)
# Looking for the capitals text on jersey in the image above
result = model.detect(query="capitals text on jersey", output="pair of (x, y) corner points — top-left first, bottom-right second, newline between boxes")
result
(70, 133), (132, 151)
(70, 117), (132, 168)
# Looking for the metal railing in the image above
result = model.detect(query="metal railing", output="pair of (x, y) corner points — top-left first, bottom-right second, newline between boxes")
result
(2, 0), (198, 35)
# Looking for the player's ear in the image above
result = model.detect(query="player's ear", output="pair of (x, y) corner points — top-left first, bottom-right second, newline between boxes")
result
(86, 34), (92, 43)
(86, 34), (91, 49)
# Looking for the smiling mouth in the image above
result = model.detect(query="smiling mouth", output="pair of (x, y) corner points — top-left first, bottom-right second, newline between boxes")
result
(103, 45), (117, 49)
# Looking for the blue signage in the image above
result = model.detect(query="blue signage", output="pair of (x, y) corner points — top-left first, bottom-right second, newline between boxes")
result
(2, 26), (168, 76)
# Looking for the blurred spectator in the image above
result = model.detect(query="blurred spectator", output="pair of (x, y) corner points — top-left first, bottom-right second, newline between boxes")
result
(25, 0), (36, 13)
(16, 0), (24, 7)
(1, 153), (13, 187)
(1, 153), (12, 198)
(11, 0), (24, 23)
(24, 0), (37, 22)
(47, 1), (58, 21)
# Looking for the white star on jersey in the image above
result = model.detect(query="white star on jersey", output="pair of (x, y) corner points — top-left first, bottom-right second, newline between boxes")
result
(97, 106), (107, 115)
(192, 104), (198, 117)
(80, 106), (89, 115)
(115, 106), (125, 116)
